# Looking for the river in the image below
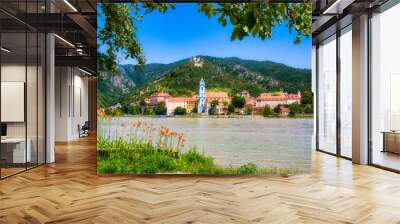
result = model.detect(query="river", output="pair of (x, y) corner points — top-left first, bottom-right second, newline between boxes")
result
(99, 117), (313, 171)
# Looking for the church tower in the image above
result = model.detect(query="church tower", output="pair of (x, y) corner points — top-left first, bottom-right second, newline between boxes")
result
(197, 78), (206, 113)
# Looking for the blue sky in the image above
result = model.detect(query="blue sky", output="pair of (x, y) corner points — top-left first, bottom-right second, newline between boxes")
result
(98, 4), (311, 69)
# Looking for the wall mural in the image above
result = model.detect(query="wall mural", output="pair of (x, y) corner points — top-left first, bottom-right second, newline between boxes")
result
(97, 3), (313, 175)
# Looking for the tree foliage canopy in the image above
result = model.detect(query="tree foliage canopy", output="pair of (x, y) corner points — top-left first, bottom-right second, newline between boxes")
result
(98, 3), (175, 71)
(99, 3), (311, 71)
(232, 96), (246, 109)
(174, 106), (187, 115)
(198, 3), (311, 43)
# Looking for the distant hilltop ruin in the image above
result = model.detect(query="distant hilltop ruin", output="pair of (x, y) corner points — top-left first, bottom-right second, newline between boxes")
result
(191, 56), (204, 67)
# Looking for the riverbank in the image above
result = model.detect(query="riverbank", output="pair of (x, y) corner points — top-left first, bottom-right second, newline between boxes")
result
(97, 137), (302, 175)
(97, 118), (313, 172)
(109, 114), (314, 119)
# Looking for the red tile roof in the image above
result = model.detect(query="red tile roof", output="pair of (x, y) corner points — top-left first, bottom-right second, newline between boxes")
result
(256, 95), (287, 101)
(256, 92), (300, 101)
(151, 92), (170, 97)
(280, 107), (290, 113)
(167, 97), (197, 103)
(206, 92), (230, 98)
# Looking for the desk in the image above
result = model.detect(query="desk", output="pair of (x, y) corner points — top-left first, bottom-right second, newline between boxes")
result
(1, 138), (31, 163)
(382, 131), (400, 154)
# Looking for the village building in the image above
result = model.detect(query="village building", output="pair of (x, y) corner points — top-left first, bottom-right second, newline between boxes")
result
(185, 97), (197, 113)
(165, 97), (187, 115)
(165, 97), (197, 115)
(205, 92), (231, 114)
(197, 78), (231, 114)
(150, 92), (170, 105)
(150, 81), (301, 115)
(255, 91), (301, 109)
(245, 97), (256, 107)
(240, 90), (251, 98)
(152, 79), (232, 115)
(279, 106), (290, 116)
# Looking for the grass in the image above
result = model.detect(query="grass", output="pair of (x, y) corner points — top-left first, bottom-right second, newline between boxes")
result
(97, 118), (303, 175)
(97, 137), (302, 175)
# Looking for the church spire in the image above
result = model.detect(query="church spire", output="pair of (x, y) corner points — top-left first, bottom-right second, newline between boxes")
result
(198, 78), (206, 113)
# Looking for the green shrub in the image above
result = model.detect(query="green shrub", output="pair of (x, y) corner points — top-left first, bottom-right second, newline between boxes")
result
(181, 149), (213, 165)
(154, 103), (167, 115)
(237, 163), (258, 174)
(179, 149), (220, 174)
(174, 106), (187, 115)
(232, 96), (245, 109)
(244, 105), (252, 115)
(262, 105), (272, 117)
(135, 153), (177, 173)
(304, 104), (313, 114)
(227, 104), (235, 114)
(97, 160), (119, 173)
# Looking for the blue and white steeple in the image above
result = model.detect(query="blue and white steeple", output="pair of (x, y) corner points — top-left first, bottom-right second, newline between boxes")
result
(197, 78), (206, 113)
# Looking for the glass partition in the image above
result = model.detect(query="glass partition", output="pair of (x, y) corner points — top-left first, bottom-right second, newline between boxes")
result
(339, 27), (352, 158)
(0, 31), (27, 177)
(370, 4), (400, 171)
(317, 35), (337, 154)
(0, 1), (46, 179)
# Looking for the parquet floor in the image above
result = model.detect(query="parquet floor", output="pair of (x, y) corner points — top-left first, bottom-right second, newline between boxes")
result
(1, 136), (400, 223)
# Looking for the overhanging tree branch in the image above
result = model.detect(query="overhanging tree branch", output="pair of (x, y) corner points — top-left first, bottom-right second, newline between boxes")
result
(98, 3), (311, 71)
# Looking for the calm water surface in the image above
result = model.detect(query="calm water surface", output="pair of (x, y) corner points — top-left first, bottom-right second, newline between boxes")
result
(99, 117), (313, 171)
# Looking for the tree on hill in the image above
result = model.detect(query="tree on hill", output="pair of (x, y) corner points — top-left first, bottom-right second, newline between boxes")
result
(99, 3), (311, 71)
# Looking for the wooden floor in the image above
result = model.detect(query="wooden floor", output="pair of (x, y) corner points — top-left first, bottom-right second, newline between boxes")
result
(1, 136), (400, 223)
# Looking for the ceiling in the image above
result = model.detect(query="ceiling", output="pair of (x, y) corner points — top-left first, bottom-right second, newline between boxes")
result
(0, 0), (97, 74)
(312, 0), (390, 44)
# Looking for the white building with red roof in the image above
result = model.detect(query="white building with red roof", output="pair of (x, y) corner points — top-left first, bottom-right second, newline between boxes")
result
(150, 92), (170, 105)
(255, 91), (301, 109)
(279, 106), (290, 116)
(204, 91), (231, 114)
(205, 91), (231, 104)
(165, 97), (198, 115)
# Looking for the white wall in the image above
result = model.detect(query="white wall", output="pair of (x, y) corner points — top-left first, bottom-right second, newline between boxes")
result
(55, 67), (89, 141)
(1, 63), (46, 164)
(1, 65), (26, 138)
(55, 66), (70, 141)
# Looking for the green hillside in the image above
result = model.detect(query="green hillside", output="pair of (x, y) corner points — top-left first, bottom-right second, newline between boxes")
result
(98, 55), (311, 108)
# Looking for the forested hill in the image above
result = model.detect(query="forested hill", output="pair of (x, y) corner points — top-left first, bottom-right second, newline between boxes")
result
(98, 54), (311, 108)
